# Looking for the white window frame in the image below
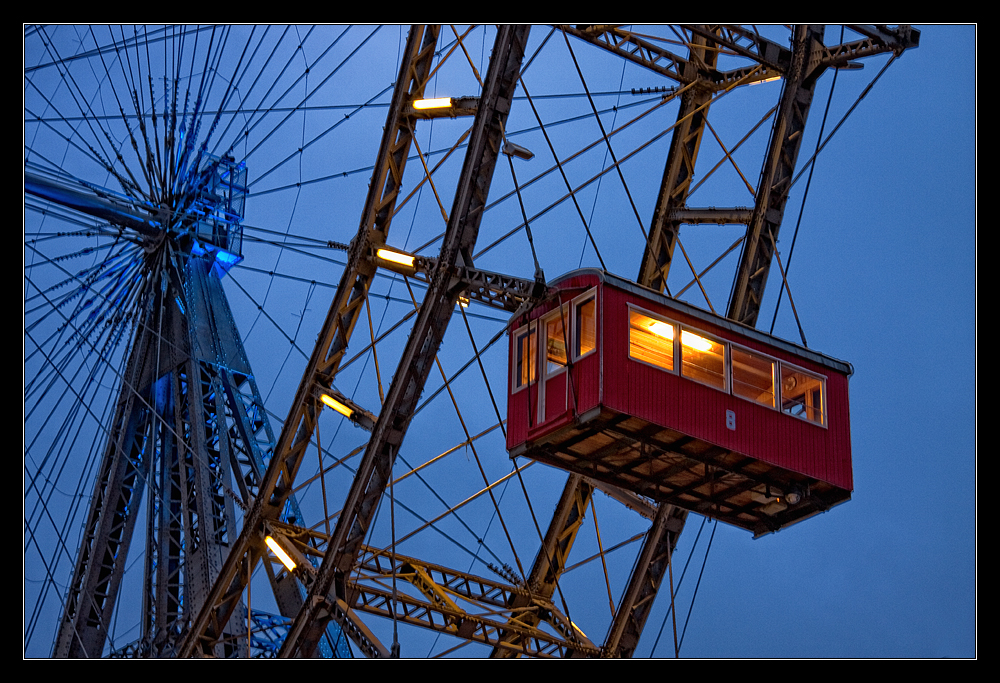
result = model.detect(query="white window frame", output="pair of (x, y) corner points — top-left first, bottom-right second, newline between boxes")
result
(677, 324), (729, 392)
(571, 288), (598, 362)
(729, 341), (779, 410)
(541, 303), (570, 379)
(778, 360), (828, 428)
(511, 321), (537, 394)
(627, 304), (680, 375)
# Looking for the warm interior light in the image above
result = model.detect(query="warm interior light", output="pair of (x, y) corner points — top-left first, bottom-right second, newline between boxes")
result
(376, 248), (415, 268)
(265, 535), (296, 571)
(681, 330), (713, 352)
(412, 97), (452, 110)
(321, 393), (354, 419)
(648, 320), (673, 339)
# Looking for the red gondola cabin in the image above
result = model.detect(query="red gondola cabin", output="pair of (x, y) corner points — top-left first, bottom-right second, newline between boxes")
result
(507, 270), (853, 536)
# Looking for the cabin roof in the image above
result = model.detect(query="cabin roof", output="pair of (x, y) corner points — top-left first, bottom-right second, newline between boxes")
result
(544, 268), (854, 377)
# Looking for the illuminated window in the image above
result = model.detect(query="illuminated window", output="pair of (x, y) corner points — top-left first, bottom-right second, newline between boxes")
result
(544, 306), (569, 375)
(780, 364), (826, 425)
(732, 347), (776, 407)
(513, 323), (536, 390)
(574, 293), (597, 359)
(629, 308), (675, 371)
(680, 328), (726, 390)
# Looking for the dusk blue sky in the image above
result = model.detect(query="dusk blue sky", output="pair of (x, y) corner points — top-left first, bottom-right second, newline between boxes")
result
(24, 25), (975, 658)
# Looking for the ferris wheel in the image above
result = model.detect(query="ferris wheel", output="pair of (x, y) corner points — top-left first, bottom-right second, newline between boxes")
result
(24, 24), (919, 658)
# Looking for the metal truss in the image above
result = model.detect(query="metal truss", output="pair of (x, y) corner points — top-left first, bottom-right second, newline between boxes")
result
(194, 24), (916, 659)
(559, 25), (785, 88)
(637, 29), (720, 295)
(33, 24), (919, 659)
(274, 24), (530, 659)
(51, 244), (283, 658)
(247, 523), (597, 658)
(727, 24), (826, 326)
(560, 24), (917, 89)
(385, 252), (548, 314)
(181, 24), (543, 659)
(348, 548), (597, 657)
(727, 24), (919, 325)
(28, 139), (305, 657)
(491, 474), (595, 656)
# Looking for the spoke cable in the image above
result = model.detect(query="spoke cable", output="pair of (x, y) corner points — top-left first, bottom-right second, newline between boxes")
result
(562, 27), (648, 258)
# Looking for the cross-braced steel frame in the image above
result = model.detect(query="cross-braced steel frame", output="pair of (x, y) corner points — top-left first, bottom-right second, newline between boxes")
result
(25, 24), (918, 658)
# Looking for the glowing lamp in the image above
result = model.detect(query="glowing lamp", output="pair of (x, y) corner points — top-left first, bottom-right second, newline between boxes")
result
(376, 248), (415, 268)
(412, 97), (452, 110)
(321, 393), (354, 419)
(264, 535), (297, 572)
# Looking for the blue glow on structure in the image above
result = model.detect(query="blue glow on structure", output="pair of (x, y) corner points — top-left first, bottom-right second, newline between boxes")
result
(191, 239), (244, 278)
(184, 154), (247, 279)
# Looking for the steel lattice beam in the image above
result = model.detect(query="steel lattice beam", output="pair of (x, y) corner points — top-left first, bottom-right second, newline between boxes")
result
(727, 25), (918, 326)
(638, 28), (721, 293)
(357, 549), (594, 653)
(346, 563), (597, 657)
(275, 24), (530, 659)
(604, 503), (687, 657)
(560, 25), (787, 88)
(244, 524), (596, 658)
(55, 320), (154, 657)
(727, 25), (824, 326)
(559, 25), (700, 85)
(811, 25), (920, 71)
(54, 251), (276, 658)
(491, 473), (594, 656)
(344, 584), (596, 657)
(392, 254), (547, 313)
(683, 25), (789, 72)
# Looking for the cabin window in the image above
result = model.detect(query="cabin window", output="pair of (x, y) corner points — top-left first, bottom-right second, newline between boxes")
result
(544, 306), (569, 376)
(629, 308), (675, 371)
(574, 291), (597, 359)
(622, 299), (830, 426)
(732, 346), (776, 408)
(780, 364), (826, 425)
(680, 328), (726, 390)
(513, 323), (537, 390)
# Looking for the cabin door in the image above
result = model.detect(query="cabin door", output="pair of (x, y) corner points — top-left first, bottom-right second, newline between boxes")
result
(538, 306), (569, 424)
